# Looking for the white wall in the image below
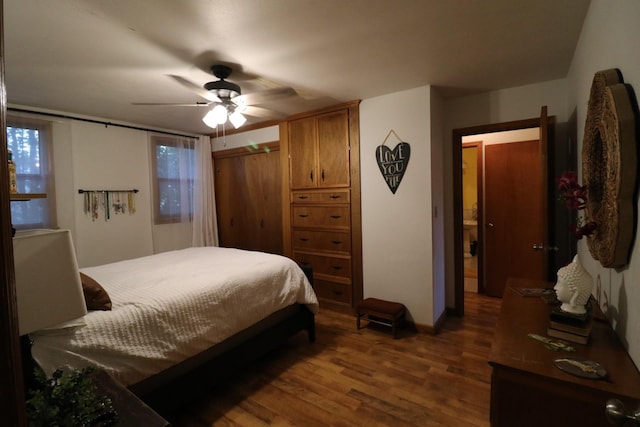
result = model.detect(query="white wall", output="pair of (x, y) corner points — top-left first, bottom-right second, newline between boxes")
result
(360, 86), (434, 325)
(566, 0), (640, 367)
(462, 128), (540, 146)
(211, 126), (279, 152)
(69, 121), (154, 267)
(445, 79), (570, 130)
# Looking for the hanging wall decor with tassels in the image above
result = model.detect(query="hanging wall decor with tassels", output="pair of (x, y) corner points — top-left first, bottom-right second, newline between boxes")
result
(376, 129), (411, 194)
(78, 189), (138, 221)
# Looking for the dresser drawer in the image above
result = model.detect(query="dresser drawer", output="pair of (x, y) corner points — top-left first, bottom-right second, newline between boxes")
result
(294, 251), (352, 279)
(292, 205), (350, 228)
(314, 279), (352, 305)
(292, 189), (350, 204)
(292, 229), (351, 254)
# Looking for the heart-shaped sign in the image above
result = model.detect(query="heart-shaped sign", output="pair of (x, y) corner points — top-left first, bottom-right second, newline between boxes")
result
(376, 142), (410, 194)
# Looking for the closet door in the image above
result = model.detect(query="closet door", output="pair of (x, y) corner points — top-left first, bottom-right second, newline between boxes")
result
(214, 155), (246, 250)
(214, 142), (283, 254)
(288, 117), (317, 189)
(317, 109), (350, 188)
(243, 152), (283, 254)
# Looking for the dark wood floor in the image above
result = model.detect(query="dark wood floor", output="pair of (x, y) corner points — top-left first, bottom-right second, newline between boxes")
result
(166, 292), (502, 427)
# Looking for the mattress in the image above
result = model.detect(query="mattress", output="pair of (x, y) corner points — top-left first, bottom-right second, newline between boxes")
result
(32, 246), (318, 386)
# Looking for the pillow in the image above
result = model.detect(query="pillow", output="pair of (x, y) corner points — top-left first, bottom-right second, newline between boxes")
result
(80, 272), (112, 311)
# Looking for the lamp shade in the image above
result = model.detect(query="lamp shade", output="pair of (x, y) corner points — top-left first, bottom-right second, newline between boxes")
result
(202, 109), (218, 128)
(229, 110), (247, 129)
(13, 229), (87, 335)
(211, 104), (228, 124)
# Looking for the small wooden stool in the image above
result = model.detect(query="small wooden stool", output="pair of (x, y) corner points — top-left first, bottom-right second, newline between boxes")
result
(356, 298), (406, 339)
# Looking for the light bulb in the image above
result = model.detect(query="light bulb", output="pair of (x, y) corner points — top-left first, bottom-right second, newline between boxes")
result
(212, 104), (228, 125)
(229, 110), (247, 129)
(202, 109), (218, 128)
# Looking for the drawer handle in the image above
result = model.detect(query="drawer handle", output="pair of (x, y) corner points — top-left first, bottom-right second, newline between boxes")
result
(332, 290), (343, 296)
(299, 214), (309, 218)
(331, 266), (343, 270)
(330, 215), (342, 219)
(331, 240), (342, 245)
(329, 194), (341, 199)
(297, 195), (309, 200)
(300, 261), (311, 266)
(299, 238), (309, 242)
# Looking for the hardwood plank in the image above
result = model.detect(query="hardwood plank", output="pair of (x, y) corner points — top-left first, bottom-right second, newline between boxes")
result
(165, 292), (500, 427)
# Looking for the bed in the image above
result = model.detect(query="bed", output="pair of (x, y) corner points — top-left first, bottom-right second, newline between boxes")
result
(31, 246), (318, 402)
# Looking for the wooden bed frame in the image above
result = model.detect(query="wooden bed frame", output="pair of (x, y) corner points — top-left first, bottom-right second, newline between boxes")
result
(129, 303), (315, 412)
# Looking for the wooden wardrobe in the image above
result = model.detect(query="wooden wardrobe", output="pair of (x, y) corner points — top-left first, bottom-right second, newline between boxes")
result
(213, 141), (283, 255)
(280, 101), (362, 311)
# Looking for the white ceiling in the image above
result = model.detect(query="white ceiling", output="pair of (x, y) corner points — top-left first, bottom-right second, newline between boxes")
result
(4, 0), (590, 135)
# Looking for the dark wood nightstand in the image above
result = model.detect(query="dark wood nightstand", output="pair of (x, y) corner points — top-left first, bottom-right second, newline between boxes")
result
(91, 370), (170, 426)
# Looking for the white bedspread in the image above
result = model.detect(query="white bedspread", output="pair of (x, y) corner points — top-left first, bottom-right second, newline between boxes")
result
(32, 247), (318, 386)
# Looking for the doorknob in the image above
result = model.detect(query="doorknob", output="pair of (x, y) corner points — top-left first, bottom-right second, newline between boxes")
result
(532, 243), (559, 252)
(606, 398), (640, 425)
(488, 222), (494, 228)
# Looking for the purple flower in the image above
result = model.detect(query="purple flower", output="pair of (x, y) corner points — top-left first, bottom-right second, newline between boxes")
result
(557, 170), (596, 239)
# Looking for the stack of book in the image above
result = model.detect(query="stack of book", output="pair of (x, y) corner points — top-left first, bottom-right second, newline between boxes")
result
(547, 307), (592, 344)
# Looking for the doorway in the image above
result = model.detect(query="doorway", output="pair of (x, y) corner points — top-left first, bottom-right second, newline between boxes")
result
(462, 142), (482, 293)
(452, 110), (557, 315)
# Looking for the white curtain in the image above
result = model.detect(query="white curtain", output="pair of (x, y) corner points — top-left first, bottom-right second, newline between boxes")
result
(192, 135), (219, 246)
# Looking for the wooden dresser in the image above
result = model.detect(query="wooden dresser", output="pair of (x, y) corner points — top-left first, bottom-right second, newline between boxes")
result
(489, 277), (640, 427)
(280, 101), (362, 310)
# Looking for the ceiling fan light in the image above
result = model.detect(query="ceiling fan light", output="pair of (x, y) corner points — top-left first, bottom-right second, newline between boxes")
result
(212, 104), (228, 125)
(229, 110), (247, 129)
(202, 109), (219, 128)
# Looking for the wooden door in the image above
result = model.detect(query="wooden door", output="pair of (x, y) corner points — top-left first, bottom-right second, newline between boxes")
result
(214, 156), (246, 249)
(243, 152), (283, 254)
(317, 109), (350, 188)
(288, 117), (317, 189)
(214, 144), (283, 254)
(484, 139), (545, 296)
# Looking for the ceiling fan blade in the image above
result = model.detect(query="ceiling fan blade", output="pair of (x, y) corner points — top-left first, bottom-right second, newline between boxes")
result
(233, 87), (297, 106)
(239, 105), (284, 118)
(132, 101), (212, 107)
(168, 75), (221, 103)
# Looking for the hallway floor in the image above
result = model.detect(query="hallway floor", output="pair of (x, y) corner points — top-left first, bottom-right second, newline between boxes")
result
(464, 255), (478, 292)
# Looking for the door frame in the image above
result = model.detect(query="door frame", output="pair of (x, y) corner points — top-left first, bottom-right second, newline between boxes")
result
(452, 115), (553, 315)
(0, 0), (29, 423)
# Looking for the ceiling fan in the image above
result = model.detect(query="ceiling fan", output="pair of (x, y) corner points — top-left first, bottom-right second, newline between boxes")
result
(134, 64), (297, 129)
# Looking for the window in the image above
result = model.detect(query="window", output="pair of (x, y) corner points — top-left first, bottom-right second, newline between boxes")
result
(7, 116), (56, 229)
(151, 135), (194, 224)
